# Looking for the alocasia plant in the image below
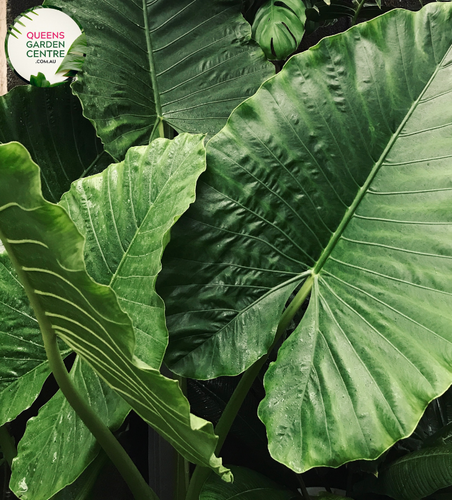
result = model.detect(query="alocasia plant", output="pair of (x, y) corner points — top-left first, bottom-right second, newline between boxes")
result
(159, 0), (452, 474)
(43, 0), (273, 159)
(2, 1), (452, 499)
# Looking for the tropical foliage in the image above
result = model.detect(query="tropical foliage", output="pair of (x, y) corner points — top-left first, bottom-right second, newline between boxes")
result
(1, 1), (452, 499)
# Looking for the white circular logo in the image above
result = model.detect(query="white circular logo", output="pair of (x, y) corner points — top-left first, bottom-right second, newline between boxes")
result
(5, 7), (82, 85)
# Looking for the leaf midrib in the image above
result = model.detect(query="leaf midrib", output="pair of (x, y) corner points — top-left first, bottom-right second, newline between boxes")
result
(107, 157), (178, 289)
(142, 0), (162, 119)
(313, 44), (452, 276)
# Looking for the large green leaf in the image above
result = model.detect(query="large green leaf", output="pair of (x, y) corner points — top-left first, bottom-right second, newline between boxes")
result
(200, 466), (295, 499)
(0, 84), (112, 202)
(10, 357), (130, 500)
(44, 0), (273, 161)
(0, 252), (56, 427)
(60, 134), (206, 368)
(0, 141), (229, 480)
(252, 0), (306, 60)
(159, 2), (452, 472)
(1, 233), (129, 500)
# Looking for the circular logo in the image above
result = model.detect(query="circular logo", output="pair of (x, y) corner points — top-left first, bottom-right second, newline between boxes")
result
(5, 7), (82, 86)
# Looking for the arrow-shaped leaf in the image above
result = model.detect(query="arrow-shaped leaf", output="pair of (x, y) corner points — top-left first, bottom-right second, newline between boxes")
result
(60, 134), (206, 368)
(44, 0), (273, 160)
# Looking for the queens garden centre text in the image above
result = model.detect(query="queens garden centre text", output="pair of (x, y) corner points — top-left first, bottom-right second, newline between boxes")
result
(26, 32), (66, 58)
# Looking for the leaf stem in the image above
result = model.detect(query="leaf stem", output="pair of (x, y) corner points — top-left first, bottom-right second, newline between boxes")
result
(0, 231), (158, 500)
(43, 333), (158, 500)
(297, 475), (312, 500)
(158, 118), (165, 139)
(0, 425), (16, 467)
(352, 0), (366, 26)
(185, 273), (314, 499)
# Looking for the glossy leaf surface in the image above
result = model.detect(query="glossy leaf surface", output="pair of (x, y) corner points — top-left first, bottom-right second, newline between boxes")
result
(1, 244), (128, 499)
(0, 142), (230, 480)
(0, 84), (112, 202)
(60, 134), (206, 368)
(44, 0), (273, 160)
(200, 466), (294, 499)
(252, 0), (306, 60)
(11, 357), (130, 500)
(0, 252), (53, 427)
(160, 3), (452, 472)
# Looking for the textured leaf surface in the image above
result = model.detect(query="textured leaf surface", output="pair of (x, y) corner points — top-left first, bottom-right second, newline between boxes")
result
(374, 445), (452, 500)
(11, 357), (129, 500)
(200, 465), (294, 499)
(252, 0), (306, 60)
(0, 142), (230, 480)
(0, 84), (112, 202)
(44, 0), (273, 160)
(0, 252), (55, 427)
(60, 134), (206, 368)
(160, 3), (452, 472)
(0, 242), (128, 499)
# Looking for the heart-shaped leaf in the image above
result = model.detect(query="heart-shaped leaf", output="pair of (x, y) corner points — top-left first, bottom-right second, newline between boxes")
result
(44, 0), (273, 160)
(159, 3), (452, 472)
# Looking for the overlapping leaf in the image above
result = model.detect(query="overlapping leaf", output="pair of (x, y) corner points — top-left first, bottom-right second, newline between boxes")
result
(44, 0), (273, 160)
(0, 83), (112, 202)
(159, 3), (452, 472)
(0, 252), (57, 427)
(0, 204), (130, 500)
(10, 357), (129, 500)
(0, 141), (230, 480)
(60, 134), (206, 368)
(0, 250), (127, 500)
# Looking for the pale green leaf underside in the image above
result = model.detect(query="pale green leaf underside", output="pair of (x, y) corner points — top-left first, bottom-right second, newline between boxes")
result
(44, 0), (273, 160)
(0, 249), (129, 500)
(0, 142), (229, 480)
(160, 3), (452, 473)
(60, 134), (206, 369)
(11, 357), (130, 500)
